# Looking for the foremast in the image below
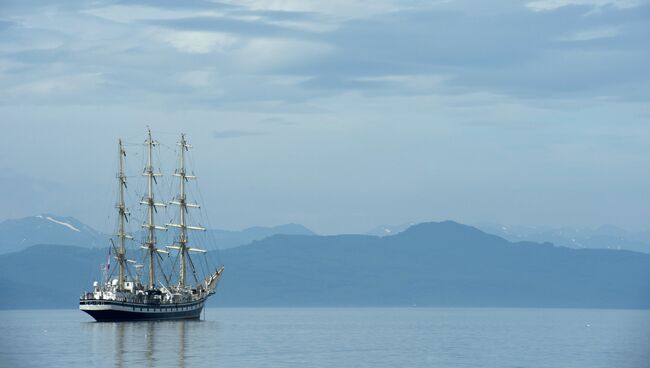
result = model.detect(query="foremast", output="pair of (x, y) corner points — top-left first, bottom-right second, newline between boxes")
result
(116, 139), (132, 290)
(167, 134), (206, 288)
(141, 128), (167, 290)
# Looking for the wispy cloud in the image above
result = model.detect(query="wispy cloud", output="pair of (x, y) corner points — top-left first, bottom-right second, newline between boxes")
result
(259, 117), (296, 126)
(158, 30), (239, 54)
(1, 0), (648, 105)
(212, 130), (268, 139)
(559, 26), (621, 41)
(525, 0), (644, 11)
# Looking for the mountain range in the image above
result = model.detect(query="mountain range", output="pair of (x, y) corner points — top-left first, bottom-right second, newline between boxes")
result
(367, 222), (650, 253)
(3, 214), (647, 255)
(0, 214), (314, 254)
(206, 223), (314, 249)
(1, 220), (649, 310)
(0, 214), (107, 254)
(475, 223), (650, 253)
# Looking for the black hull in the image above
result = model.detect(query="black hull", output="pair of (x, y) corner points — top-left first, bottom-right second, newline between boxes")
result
(83, 307), (202, 322)
(80, 299), (207, 322)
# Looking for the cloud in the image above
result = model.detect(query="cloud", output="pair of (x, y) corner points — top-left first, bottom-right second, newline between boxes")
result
(525, 0), (644, 11)
(559, 26), (621, 41)
(288, 4), (649, 100)
(212, 130), (268, 139)
(0, 0), (648, 108)
(158, 30), (239, 54)
(215, 0), (418, 18)
(147, 15), (300, 37)
(259, 117), (296, 125)
(4, 72), (106, 102)
(233, 38), (333, 72)
(82, 5), (207, 23)
(175, 69), (220, 88)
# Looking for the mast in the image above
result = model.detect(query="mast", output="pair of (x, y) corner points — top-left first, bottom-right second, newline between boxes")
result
(116, 139), (130, 290)
(166, 134), (206, 288)
(141, 128), (167, 290)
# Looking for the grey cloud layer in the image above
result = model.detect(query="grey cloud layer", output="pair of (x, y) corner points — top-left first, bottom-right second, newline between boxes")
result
(1, 0), (648, 106)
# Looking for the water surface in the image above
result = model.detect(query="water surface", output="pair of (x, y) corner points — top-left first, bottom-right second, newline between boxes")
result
(1, 308), (648, 367)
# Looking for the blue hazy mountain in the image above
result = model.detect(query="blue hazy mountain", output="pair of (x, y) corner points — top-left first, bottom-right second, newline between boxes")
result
(476, 223), (650, 253)
(0, 244), (103, 308)
(0, 215), (315, 254)
(370, 222), (650, 253)
(206, 223), (315, 249)
(0, 214), (108, 254)
(366, 223), (415, 237)
(2, 221), (649, 309)
(217, 221), (650, 308)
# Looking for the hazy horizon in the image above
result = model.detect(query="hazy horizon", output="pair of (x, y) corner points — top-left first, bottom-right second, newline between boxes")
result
(1, 210), (649, 237)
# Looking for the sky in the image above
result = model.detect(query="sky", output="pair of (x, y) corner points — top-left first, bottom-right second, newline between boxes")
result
(0, 0), (649, 234)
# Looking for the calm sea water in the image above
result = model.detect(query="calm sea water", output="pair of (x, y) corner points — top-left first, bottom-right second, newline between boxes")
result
(0, 308), (649, 368)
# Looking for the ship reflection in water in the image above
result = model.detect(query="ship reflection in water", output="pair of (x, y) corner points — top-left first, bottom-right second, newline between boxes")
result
(3, 308), (647, 368)
(84, 319), (218, 368)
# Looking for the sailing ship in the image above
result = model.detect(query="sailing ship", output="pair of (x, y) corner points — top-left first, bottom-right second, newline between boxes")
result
(80, 129), (224, 321)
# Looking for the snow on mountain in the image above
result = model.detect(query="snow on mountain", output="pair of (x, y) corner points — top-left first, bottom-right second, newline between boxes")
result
(0, 214), (318, 253)
(41, 216), (81, 232)
(475, 223), (650, 254)
(366, 223), (416, 237)
(0, 214), (108, 254)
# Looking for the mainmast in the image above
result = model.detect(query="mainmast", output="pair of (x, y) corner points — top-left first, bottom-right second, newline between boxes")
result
(141, 128), (167, 290)
(116, 139), (131, 290)
(167, 134), (206, 288)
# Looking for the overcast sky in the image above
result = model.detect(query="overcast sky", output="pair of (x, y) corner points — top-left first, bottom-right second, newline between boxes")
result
(0, 0), (649, 234)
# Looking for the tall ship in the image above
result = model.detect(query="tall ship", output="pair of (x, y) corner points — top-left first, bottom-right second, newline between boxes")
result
(80, 129), (224, 321)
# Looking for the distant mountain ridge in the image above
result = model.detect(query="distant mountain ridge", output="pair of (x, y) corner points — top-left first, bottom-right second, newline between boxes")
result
(217, 221), (650, 308)
(4, 213), (647, 255)
(207, 223), (315, 249)
(476, 223), (650, 253)
(367, 221), (650, 254)
(366, 223), (414, 237)
(2, 220), (649, 309)
(0, 214), (108, 254)
(0, 215), (316, 254)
